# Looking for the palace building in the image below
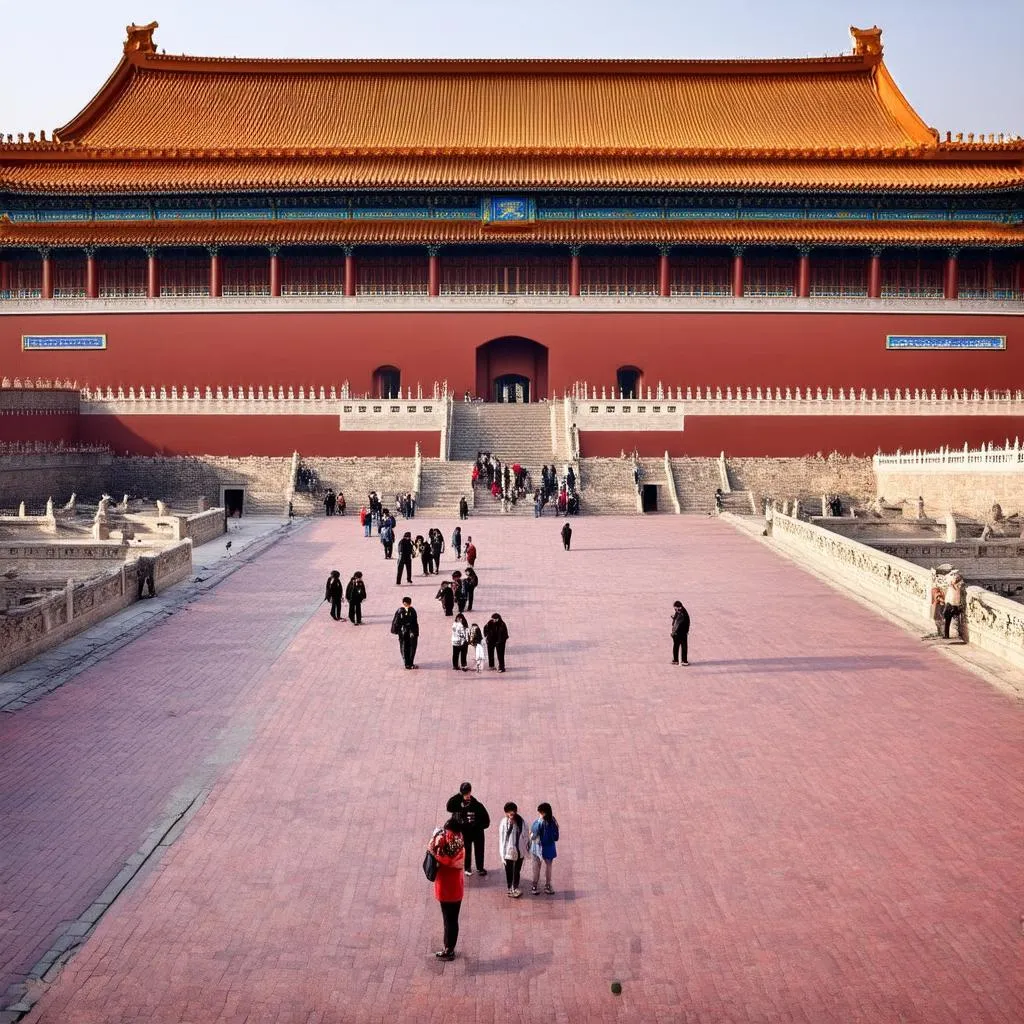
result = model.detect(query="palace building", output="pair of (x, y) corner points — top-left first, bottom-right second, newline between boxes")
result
(0, 22), (1021, 457)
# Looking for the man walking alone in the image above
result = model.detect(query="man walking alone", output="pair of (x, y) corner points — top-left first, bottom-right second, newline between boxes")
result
(671, 600), (690, 665)
(391, 596), (419, 669)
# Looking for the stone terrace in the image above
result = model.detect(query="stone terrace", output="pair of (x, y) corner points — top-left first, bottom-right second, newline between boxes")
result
(3, 517), (1022, 1023)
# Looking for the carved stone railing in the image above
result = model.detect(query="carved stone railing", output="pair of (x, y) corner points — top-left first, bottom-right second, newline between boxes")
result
(874, 440), (1024, 472)
(567, 387), (1024, 423)
(767, 510), (933, 624)
(2, 294), (1022, 315)
(663, 451), (681, 514)
(439, 396), (454, 462)
(965, 587), (1024, 671)
(79, 384), (450, 430)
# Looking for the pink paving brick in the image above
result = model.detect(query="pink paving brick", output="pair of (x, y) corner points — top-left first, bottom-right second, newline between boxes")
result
(7, 516), (1024, 1023)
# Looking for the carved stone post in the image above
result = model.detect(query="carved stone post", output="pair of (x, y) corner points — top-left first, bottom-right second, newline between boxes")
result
(731, 246), (745, 298)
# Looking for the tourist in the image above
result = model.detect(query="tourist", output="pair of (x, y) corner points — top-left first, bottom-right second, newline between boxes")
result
(459, 495), (470, 520)
(714, 488), (724, 513)
(450, 613), (469, 671)
(360, 505), (370, 537)
(498, 801), (528, 898)
(345, 571), (366, 625)
(942, 570), (965, 640)
(561, 521), (572, 551)
(415, 534), (433, 576)
(671, 600), (690, 665)
(464, 566), (478, 611)
(324, 489), (336, 516)
(337, 491), (346, 515)
(452, 571), (467, 614)
(484, 612), (509, 672)
(451, 525), (462, 560)
(465, 537), (477, 567)
(534, 491), (543, 517)
(406, 492), (416, 518)
(436, 579), (456, 617)
(427, 818), (465, 961)
(529, 802), (559, 895)
(430, 528), (445, 572)
(380, 519), (395, 559)
(324, 569), (345, 621)
(468, 622), (484, 672)
(927, 567), (947, 638)
(446, 782), (491, 877)
(395, 531), (414, 585)
(390, 596), (419, 669)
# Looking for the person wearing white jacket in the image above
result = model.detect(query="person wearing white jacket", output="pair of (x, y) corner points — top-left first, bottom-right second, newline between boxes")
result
(450, 614), (469, 671)
(498, 802), (528, 897)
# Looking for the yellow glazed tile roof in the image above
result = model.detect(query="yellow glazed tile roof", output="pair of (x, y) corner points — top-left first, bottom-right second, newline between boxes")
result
(2, 157), (1022, 194)
(1, 218), (1019, 248)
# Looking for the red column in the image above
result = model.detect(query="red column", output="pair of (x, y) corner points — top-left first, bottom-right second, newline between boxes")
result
(569, 247), (581, 297)
(344, 247), (356, 297)
(944, 249), (959, 300)
(984, 254), (995, 297)
(39, 249), (54, 299)
(796, 247), (811, 298)
(269, 248), (281, 297)
(867, 248), (882, 299)
(427, 247), (440, 297)
(1, 259), (11, 296)
(146, 248), (161, 298)
(208, 247), (222, 298)
(658, 247), (671, 297)
(85, 248), (99, 299)
(731, 247), (744, 298)
(1017, 259), (1024, 300)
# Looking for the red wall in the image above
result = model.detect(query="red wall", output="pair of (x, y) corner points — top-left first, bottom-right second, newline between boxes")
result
(2, 307), (1020, 393)
(0, 413), (81, 444)
(78, 416), (438, 457)
(580, 416), (1024, 458)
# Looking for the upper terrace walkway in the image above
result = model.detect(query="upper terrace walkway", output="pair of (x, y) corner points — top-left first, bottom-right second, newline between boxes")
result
(2, 516), (1022, 1023)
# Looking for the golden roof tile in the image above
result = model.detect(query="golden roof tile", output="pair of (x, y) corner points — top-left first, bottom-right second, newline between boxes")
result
(1, 218), (1019, 248)
(1, 156), (1021, 193)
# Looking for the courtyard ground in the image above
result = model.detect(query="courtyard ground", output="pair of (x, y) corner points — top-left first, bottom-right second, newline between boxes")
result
(2, 515), (1022, 1023)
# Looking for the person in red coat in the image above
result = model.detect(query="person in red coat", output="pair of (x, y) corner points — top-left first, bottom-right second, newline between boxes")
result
(464, 538), (477, 567)
(429, 819), (465, 961)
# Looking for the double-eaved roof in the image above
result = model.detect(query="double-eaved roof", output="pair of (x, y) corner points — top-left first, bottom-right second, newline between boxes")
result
(1, 22), (1021, 196)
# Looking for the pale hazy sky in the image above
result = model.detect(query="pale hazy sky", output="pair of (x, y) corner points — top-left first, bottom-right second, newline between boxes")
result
(2, 0), (1022, 138)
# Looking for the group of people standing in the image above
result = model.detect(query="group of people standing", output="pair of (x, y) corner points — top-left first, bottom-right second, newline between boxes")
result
(322, 489), (346, 516)
(428, 783), (561, 960)
(536, 464), (580, 517)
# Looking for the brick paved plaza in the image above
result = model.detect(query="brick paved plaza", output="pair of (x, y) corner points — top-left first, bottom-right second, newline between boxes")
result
(3, 516), (1023, 1023)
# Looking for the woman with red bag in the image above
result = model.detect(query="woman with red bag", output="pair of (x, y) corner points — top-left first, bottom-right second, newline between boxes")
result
(428, 818), (465, 961)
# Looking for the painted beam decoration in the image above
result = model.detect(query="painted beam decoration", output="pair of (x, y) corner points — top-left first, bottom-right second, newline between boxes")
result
(482, 198), (535, 225)
(886, 335), (1006, 351)
(22, 334), (106, 351)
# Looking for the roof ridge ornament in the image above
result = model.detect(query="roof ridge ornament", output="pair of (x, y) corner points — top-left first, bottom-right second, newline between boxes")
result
(850, 25), (883, 58)
(124, 21), (158, 56)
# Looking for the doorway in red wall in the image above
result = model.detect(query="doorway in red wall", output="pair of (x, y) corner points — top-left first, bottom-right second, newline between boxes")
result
(475, 337), (548, 402)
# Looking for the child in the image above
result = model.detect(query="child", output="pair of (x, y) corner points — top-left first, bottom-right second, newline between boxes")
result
(498, 802), (527, 897)
(468, 623), (485, 672)
(529, 802), (560, 895)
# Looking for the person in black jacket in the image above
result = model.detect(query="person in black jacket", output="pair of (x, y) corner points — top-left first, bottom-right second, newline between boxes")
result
(395, 532), (413, 585)
(391, 596), (419, 669)
(324, 570), (345, 621)
(463, 566), (478, 612)
(483, 613), (509, 672)
(671, 600), (690, 665)
(561, 521), (572, 551)
(345, 571), (366, 625)
(446, 782), (491, 876)
(435, 580), (455, 616)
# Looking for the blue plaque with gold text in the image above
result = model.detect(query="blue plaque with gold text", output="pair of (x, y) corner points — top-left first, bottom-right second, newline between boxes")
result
(886, 335), (1005, 351)
(23, 334), (106, 351)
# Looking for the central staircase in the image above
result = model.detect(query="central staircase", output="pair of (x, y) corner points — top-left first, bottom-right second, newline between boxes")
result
(445, 403), (557, 516)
